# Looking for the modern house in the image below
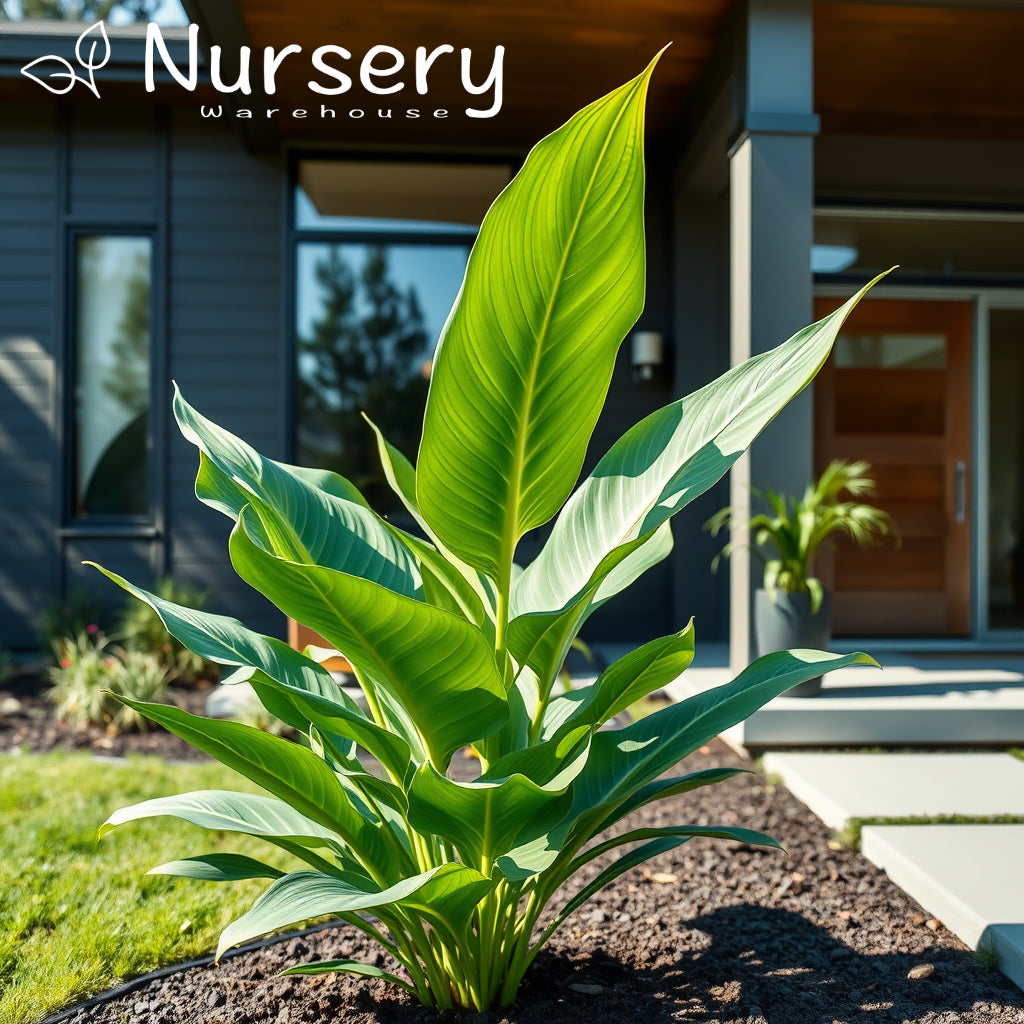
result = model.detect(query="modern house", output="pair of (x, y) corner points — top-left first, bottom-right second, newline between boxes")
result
(1, 0), (1023, 688)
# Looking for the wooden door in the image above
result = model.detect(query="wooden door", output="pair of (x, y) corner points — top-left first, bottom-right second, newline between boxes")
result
(814, 298), (972, 636)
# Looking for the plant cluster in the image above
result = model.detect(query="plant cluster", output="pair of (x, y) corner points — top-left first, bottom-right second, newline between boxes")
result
(707, 458), (895, 612)
(97, 58), (878, 1011)
(47, 631), (169, 732)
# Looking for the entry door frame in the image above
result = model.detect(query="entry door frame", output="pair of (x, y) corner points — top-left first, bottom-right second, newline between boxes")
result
(814, 282), (1024, 648)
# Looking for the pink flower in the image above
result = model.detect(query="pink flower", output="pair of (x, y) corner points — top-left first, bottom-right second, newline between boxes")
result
(60, 658), (71, 669)
(86, 623), (98, 635)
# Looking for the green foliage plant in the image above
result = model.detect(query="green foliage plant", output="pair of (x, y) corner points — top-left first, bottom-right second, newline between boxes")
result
(706, 458), (895, 613)
(116, 575), (215, 682)
(47, 632), (169, 732)
(47, 631), (118, 728)
(94, 56), (881, 1011)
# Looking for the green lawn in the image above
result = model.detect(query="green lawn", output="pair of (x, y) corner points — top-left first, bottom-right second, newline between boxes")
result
(0, 751), (291, 1024)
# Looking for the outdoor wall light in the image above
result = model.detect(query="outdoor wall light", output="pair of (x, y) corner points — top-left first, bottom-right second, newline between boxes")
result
(631, 330), (664, 382)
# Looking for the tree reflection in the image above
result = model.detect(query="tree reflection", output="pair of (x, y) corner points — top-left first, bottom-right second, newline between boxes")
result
(296, 245), (431, 515)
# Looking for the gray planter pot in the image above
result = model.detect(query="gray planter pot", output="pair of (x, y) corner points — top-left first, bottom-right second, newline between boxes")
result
(753, 589), (833, 697)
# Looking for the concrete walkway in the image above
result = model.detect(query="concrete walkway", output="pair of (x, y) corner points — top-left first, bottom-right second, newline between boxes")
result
(765, 751), (1024, 992)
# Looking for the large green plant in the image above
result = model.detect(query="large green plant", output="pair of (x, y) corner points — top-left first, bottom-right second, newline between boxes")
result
(95, 57), (879, 1011)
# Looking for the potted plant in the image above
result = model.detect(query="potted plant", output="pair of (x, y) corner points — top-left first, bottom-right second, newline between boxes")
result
(707, 459), (894, 696)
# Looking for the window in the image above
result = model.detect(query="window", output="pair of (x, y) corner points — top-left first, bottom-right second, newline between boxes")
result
(813, 207), (1024, 282)
(293, 159), (510, 520)
(71, 233), (152, 519)
(0, 0), (187, 26)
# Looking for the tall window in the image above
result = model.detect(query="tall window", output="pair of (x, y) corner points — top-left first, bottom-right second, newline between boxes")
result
(72, 234), (152, 519)
(293, 159), (510, 518)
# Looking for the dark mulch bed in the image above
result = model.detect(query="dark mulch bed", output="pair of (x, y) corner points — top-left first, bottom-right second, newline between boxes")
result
(56, 740), (1023, 1024)
(0, 668), (213, 761)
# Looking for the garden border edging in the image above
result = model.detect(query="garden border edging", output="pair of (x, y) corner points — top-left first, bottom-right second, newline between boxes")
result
(38, 920), (345, 1024)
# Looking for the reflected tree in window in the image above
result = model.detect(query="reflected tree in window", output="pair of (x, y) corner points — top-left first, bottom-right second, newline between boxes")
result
(75, 236), (151, 517)
(296, 245), (431, 514)
(0, 0), (163, 20)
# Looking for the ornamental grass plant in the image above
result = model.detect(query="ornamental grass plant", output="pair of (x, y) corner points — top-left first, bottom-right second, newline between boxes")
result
(94, 54), (880, 1011)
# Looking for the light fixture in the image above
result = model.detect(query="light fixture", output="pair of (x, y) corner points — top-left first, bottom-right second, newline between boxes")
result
(631, 331), (664, 382)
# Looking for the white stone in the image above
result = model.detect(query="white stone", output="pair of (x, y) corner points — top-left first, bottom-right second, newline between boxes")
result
(761, 752), (1024, 831)
(861, 825), (1024, 991)
(205, 682), (259, 719)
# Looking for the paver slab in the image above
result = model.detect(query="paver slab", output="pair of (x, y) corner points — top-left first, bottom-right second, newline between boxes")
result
(861, 824), (1024, 990)
(761, 752), (1024, 831)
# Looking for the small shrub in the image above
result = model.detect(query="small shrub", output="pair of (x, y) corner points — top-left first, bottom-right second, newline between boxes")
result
(47, 631), (118, 727)
(95, 56), (880, 1011)
(46, 633), (170, 733)
(105, 650), (171, 733)
(116, 576), (215, 682)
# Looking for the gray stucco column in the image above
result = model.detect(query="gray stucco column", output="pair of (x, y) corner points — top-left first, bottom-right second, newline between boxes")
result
(728, 0), (818, 674)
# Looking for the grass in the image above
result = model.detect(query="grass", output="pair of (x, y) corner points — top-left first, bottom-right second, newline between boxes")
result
(1010, 749), (1024, 764)
(834, 813), (1024, 851)
(0, 751), (295, 1024)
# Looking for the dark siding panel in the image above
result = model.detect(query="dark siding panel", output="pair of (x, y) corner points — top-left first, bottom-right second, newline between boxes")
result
(0, 107), (59, 650)
(69, 108), (159, 222)
(166, 109), (286, 640)
(64, 540), (157, 623)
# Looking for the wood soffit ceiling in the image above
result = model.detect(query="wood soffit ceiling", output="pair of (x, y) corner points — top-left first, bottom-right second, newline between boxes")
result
(234, 0), (735, 147)
(234, 0), (1024, 146)
(815, 3), (1024, 141)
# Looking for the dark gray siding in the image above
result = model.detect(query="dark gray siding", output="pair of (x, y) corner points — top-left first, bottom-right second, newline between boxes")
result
(0, 102), (286, 649)
(165, 108), (285, 637)
(0, 105), (60, 648)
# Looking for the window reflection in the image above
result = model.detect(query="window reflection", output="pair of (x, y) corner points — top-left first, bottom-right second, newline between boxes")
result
(295, 242), (470, 516)
(73, 235), (151, 518)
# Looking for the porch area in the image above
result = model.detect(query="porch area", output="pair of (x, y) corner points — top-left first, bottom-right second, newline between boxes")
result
(588, 643), (1024, 754)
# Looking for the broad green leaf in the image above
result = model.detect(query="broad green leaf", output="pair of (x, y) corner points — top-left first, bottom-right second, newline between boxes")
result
(100, 790), (338, 846)
(407, 728), (591, 863)
(571, 650), (877, 819)
(571, 824), (782, 873)
(217, 869), (432, 956)
(109, 697), (398, 874)
(544, 623), (695, 739)
(416, 55), (660, 581)
(149, 853), (284, 882)
(230, 509), (508, 767)
(217, 865), (488, 956)
(279, 959), (415, 994)
(251, 675), (411, 783)
(516, 273), (889, 617)
(89, 565), (347, 704)
(91, 564), (370, 763)
(392, 863), (495, 944)
(367, 414), (496, 623)
(175, 387), (420, 598)
(506, 525), (672, 693)
(592, 767), (749, 833)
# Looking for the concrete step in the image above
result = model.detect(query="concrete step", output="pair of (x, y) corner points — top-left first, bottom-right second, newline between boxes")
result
(861, 825), (1024, 991)
(664, 660), (1024, 751)
(761, 752), (1024, 832)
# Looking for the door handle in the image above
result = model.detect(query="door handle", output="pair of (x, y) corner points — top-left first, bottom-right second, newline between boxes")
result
(955, 461), (966, 523)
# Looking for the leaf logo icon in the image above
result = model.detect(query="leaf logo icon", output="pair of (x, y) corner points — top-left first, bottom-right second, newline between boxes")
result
(20, 55), (79, 96)
(21, 21), (110, 98)
(76, 21), (111, 74)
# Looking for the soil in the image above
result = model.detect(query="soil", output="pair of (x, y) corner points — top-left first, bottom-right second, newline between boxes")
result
(0, 668), (214, 761)
(49, 740), (1023, 1024)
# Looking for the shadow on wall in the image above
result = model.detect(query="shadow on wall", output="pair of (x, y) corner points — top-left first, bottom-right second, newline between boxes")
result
(0, 334), (56, 648)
